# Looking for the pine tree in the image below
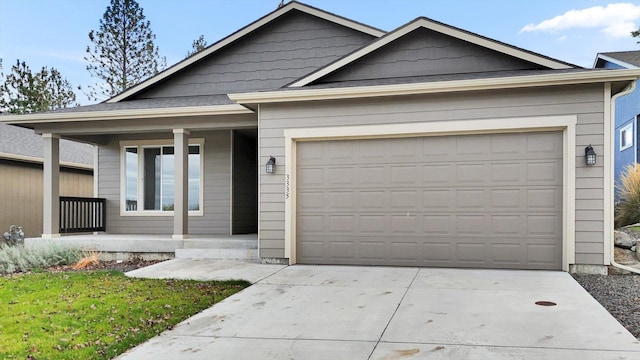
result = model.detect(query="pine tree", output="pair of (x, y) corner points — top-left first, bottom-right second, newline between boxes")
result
(0, 60), (77, 114)
(186, 35), (208, 58)
(85, 0), (166, 101)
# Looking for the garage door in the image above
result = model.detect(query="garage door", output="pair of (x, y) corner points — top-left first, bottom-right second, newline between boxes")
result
(296, 131), (563, 270)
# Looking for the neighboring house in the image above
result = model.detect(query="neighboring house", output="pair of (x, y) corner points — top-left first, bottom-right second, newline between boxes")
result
(2, 2), (640, 273)
(594, 51), (640, 191)
(0, 122), (94, 237)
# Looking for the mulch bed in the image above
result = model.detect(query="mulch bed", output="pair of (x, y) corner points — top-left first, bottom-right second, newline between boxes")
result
(48, 258), (168, 273)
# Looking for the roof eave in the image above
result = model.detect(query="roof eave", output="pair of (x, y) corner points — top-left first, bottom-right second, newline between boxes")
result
(231, 69), (640, 104)
(0, 104), (253, 125)
(0, 152), (93, 171)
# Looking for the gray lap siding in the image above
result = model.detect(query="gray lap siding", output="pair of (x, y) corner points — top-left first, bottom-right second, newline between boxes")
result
(135, 11), (375, 99)
(258, 84), (606, 264)
(98, 130), (231, 235)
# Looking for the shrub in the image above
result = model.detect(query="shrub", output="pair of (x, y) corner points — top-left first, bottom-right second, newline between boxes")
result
(615, 164), (640, 228)
(0, 242), (80, 274)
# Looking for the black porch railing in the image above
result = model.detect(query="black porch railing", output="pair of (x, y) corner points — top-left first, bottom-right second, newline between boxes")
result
(59, 196), (106, 233)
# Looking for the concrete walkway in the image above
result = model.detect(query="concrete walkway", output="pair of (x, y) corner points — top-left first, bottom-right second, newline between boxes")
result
(119, 262), (640, 359)
(125, 258), (285, 283)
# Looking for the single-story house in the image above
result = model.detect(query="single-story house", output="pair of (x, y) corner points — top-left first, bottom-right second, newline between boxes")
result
(0, 122), (94, 237)
(594, 51), (640, 191)
(2, 1), (640, 272)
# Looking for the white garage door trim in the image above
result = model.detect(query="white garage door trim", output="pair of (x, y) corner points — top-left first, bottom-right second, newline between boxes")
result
(284, 115), (577, 271)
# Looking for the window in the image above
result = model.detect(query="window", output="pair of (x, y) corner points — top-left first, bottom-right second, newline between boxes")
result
(620, 123), (633, 151)
(122, 140), (203, 215)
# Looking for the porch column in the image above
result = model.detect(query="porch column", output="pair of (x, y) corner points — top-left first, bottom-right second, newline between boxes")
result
(173, 129), (190, 239)
(43, 133), (60, 238)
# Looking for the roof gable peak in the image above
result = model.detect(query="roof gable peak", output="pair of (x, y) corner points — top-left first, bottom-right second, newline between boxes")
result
(594, 52), (640, 69)
(107, 1), (385, 103)
(288, 16), (578, 88)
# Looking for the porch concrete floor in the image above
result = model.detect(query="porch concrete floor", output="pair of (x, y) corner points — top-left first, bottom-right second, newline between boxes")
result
(25, 233), (257, 253)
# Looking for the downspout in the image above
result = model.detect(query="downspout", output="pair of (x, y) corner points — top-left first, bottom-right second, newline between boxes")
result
(609, 80), (640, 274)
(635, 114), (639, 166)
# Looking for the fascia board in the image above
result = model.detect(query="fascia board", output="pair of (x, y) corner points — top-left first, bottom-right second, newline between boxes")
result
(293, 3), (385, 37)
(424, 19), (572, 70)
(231, 69), (640, 104)
(594, 54), (639, 69)
(0, 104), (253, 125)
(0, 151), (93, 171)
(107, 2), (384, 103)
(288, 20), (423, 87)
(289, 18), (574, 88)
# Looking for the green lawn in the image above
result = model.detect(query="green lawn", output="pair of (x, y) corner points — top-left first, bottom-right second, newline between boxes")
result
(0, 271), (250, 359)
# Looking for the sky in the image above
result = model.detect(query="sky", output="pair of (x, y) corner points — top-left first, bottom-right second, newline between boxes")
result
(1, 0), (640, 105)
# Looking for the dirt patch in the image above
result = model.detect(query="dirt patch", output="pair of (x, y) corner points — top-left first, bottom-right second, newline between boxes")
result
(48, 257), (167, 273)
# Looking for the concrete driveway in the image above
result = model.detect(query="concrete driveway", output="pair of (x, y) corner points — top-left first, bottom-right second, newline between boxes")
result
(118, 265), (640, 359)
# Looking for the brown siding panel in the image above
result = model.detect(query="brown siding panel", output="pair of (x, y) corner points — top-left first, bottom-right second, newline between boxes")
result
(0, 160), (93, 237)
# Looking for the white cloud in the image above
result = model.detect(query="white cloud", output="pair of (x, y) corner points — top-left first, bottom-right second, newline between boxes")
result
(520, 3), (640, 38)
(603, 21), (638, 37)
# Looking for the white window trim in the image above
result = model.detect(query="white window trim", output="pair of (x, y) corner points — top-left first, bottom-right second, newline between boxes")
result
(283, 115), (577, 272)
(120, 138), (205, 217)
(620, 123), (633, 151)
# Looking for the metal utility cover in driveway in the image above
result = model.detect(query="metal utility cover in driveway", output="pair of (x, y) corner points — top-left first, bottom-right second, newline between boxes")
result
(118, 266), (640, 360)
(296, 132), (563, 269)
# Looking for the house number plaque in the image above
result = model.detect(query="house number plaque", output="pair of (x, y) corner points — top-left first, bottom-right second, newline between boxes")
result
(285, 174), (290, 199)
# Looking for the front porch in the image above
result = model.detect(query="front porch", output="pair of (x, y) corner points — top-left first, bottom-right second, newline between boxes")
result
(27, 233), (258, 261)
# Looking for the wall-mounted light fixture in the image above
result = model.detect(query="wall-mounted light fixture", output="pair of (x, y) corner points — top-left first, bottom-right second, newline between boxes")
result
(266, 156), (276, 174)
(585, 145), (596, 166)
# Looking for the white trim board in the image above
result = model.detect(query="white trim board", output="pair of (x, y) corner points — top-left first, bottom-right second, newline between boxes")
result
(0, 151), (93, 171)
(118, 138), (205, 218)
(604, 83), (613, 266)
(289, 17), (574, 87)
(283, 115), (578, 271)
(620, 123), (634, 151)
(594, 54), (640, 70)
(636, 115), (639, 165)
(606, 81), (637, 266)
(232, 69), (640, 104)
(0, 104), (252, 124)
(229, 130), (234, 236)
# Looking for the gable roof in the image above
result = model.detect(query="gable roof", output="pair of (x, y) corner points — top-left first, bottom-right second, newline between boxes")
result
(288, 17), (578, 87)
(107, 1), (385, 103)
(594, 51), (640, 69)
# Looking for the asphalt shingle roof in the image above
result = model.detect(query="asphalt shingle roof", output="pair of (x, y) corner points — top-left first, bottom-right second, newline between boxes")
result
(48, 94), (233, 114)
(600, 51), (640, 68)
(280, 68), (598, 91)
(0, 123), (93, 166)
